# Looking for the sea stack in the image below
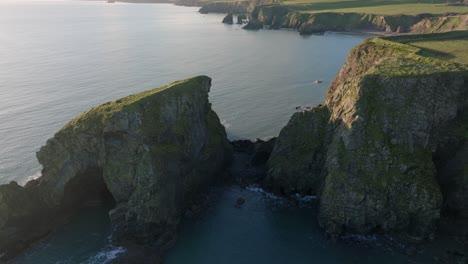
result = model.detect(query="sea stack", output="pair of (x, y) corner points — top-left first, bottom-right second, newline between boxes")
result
(266, 33), (468, 238)
(0, 76), (233, 261)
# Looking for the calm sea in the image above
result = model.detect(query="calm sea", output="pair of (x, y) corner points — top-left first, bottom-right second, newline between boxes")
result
(4, 1), (447, 264)
(0, 0), (366, 185)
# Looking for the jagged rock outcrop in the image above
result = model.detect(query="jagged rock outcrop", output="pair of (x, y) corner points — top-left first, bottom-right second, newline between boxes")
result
(237, 14), (247, 24)
(266, 32), (468, 238)
(222, 13), (234, 24)
(410, 14), (468, 34)
(0, 76), (233, 261)
(243, 19), (263, 29)
(266, 107), (329, 194)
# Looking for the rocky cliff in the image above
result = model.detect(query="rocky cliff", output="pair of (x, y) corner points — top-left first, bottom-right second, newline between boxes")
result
(243, 4), (468, 34)
(0, 76), (232, 260)
(266, 32), (468, 238)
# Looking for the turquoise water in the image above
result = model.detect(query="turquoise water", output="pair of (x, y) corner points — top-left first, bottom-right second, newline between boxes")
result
(164, 186), (410, 264)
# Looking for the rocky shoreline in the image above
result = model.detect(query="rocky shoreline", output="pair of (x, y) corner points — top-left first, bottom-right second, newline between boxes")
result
(175, 0), (468, 35)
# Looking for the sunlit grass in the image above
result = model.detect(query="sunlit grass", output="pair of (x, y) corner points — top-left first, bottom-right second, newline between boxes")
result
(409, 39), (468, 64)
(381, 31), (468, 65)
(299, 4), (468, 15)
(280, 0), (468, 15)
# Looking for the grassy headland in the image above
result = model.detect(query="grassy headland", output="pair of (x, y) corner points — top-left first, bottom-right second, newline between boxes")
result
(194, 0), (468, 34)
(384, 31), (468, 64)
(282, 0), (468, 15)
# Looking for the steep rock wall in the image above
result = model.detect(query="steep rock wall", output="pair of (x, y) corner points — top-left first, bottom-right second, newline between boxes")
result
(0, 76), (233, 260)
(266, 34), (468, 237)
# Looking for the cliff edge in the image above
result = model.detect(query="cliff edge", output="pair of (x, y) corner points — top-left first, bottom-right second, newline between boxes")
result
(266, 31), (468, 238)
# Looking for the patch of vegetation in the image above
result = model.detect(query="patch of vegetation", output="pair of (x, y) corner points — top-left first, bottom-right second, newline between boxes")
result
(280, 0), (468, 15)
(61, 76), (211, 133)
(362, 32), (468, 77)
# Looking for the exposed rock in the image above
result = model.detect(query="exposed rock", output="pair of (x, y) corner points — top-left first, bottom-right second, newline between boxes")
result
(242, 19), (263, 30)
(237, 14), (247, 24)
(251, 138), (276, 166)
(266, 107), (329, 195)
(231, 140), (255, 153)
(246, 6), (467, 35)
(410, 14), (468, 34)
(222, 13), (234, 24)
(0, 76), (233, 261)
(267, 33), (468, 238)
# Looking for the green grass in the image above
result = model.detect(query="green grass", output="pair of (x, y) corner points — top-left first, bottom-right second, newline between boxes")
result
(347, 31), (468, 77)
(279, 0), (468, 15)
(384, 31), (468, 64)
(408, 39), (468, 64)
(62, 76), (210, 132)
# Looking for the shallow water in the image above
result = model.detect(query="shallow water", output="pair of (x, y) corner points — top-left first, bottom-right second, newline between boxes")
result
(0, 0), (366, 185)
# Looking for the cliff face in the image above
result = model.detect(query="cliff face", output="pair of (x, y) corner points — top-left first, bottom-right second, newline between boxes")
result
(266, 34), (468, 237)
(410, 14), (468, 34)
(0, 76), (232, 260)
(246, 5), (468, 34)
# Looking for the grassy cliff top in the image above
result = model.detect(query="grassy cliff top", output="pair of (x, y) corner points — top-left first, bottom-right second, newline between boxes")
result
(359, 31), (468, 77)
(384, 31), (468, 64)
(61, 75), (211, 132)
(281, 0), (468, 15)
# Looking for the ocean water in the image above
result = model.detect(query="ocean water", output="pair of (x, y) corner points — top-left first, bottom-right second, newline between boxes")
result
(1, 1), (432, 263)
(0, 0), (366, 185)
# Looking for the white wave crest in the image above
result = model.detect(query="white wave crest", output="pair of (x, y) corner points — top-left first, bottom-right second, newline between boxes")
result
(245, 186), (279, 200)
(86, 244), (126, 264)
(221, 119), (231, 128)
(290, 193), (317, 202)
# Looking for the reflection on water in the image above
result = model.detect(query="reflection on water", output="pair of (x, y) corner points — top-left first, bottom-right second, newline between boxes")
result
(0, 0), (367, 185)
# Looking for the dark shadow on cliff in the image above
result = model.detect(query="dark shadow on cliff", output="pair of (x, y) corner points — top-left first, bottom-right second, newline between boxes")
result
(62, 167), (116, 211)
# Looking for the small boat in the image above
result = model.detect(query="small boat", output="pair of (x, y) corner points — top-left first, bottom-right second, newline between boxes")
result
(107, 0), (115, 3)
(313, 80), (323, 84)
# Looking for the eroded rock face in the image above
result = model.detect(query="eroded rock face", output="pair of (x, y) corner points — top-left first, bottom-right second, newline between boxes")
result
(266, 36), (468, 238)
(266, 107), (329, 195)
(222, 13), (234, 24)
(0, 76), (233, 259)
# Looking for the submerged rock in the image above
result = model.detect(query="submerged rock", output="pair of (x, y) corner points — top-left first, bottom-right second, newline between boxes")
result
(0, 76), (233, 260)
(235, 197), (246, 208)
(266, 33), (468, 238)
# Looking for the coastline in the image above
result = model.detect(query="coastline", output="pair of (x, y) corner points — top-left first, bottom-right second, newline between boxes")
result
(1, 1), (467, 264)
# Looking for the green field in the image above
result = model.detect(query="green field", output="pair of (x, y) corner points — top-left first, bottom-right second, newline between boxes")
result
(281, 0), (468, 15)
(409, 39), (468, 64)
(384, 31), (468, 65)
